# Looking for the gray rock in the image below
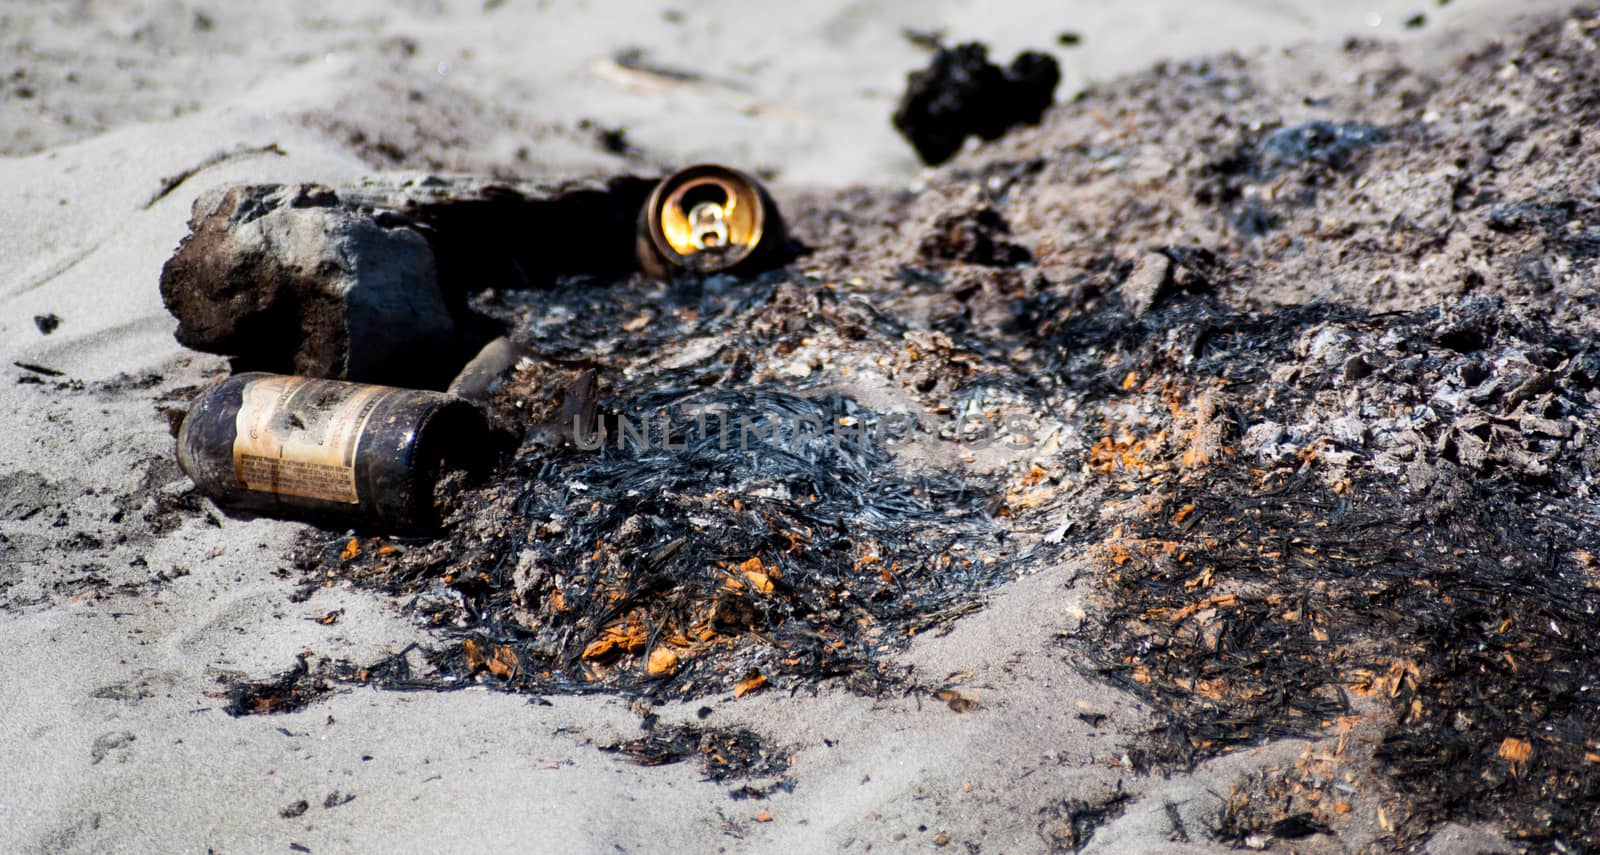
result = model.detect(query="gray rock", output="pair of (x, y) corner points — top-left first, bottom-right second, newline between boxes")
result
(160, 183), (458, 386)
(1184, 393), (1238, 465)
(1294, 324), (1355, 367)
(1242, 421), (1299, 462)
(512, 548), (551, 604)
(1328, 416), (1368, 447)
(447, 336), (531, 403)
(1120, 251), (1171, 318)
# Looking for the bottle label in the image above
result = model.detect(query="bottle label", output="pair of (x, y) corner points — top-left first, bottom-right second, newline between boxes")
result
(232, 377), (388, 504)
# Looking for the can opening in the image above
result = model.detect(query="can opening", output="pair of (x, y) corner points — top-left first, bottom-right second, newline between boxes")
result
(677, 182), (729, 214)
(648, 166), (771, 273)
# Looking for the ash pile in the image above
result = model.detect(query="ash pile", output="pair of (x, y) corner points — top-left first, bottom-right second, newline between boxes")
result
(317, 360), (1011, 700)
(917, 8), (1600, 847)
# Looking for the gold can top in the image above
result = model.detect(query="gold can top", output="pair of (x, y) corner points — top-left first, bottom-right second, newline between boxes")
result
(644, 164), (769, 273)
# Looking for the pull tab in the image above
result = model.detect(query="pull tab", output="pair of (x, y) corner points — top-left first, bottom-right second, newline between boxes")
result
(687, 201), (730, 250)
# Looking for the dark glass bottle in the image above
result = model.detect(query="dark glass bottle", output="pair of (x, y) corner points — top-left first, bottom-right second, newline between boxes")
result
(176, 373), (489, 531)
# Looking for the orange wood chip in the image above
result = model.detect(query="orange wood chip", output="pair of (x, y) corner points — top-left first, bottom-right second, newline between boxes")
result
(733, 672), (768, 697)
(646, 646), (680, 676)
(1498, 737), (1533, 765)
(463, 638), (486, 672)
(487, 645), (520, 679)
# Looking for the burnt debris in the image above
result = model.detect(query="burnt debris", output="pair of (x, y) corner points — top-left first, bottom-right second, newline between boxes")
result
(1192, 120), (1390, 238)
(304, 371), (1010, 699)
(917, 203), (1031, 267)
(602, 724), (792, 782)
(200, 7), (1600, 849)
(893, 42), (1060, 166)
(224, 654), (330, 716)
(1037, 789), (1130, 852)
(1258, 120), (1387, 171)
(1041, 293), (1600, 846)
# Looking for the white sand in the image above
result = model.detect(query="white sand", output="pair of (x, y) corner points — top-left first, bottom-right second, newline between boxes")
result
(0, 1), (1550, 851)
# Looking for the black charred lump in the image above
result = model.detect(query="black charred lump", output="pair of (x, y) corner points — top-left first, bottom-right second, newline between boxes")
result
(893, 42), (1060, 166)
(918, 203), (1032, 267)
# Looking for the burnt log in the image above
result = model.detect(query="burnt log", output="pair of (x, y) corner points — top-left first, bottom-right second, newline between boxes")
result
(159, 174), (656, 389)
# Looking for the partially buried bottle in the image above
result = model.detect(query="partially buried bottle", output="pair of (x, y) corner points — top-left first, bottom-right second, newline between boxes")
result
(176, 373), (490, 531)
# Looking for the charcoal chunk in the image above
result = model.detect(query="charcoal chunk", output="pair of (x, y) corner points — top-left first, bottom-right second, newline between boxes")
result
(893, 43), (1060, 166)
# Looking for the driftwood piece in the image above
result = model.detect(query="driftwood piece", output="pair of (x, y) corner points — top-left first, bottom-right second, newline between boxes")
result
(159, 174), (656, 388)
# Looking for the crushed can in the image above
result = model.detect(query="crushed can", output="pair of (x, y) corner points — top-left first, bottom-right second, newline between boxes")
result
(636, 164), (787, 278)
(176, 373), (490, 531)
